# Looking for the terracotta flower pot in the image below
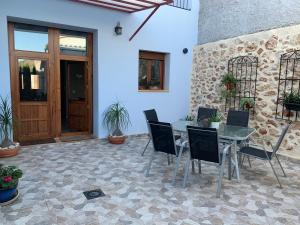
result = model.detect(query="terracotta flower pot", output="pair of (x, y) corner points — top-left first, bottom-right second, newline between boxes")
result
(225, 83), (235, 91)
(108, 135), (125, 144)
(0, 146), (20, 158)
(245, 103), (253, 110)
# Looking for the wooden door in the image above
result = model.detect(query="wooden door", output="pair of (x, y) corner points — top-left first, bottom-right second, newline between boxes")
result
(8, 23), (93, 142)
(16, 57), (52, 141)
(8, 23), (54, 142)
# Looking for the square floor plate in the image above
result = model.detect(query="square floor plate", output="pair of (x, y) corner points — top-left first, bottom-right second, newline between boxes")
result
(83, 189), (105, 200)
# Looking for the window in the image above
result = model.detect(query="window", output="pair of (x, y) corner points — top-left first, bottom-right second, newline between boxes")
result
(14, 23), (48, 53)
(18, 59), (47, 101)
(139, 51), (165, 91)
(59, 30), (87, 56)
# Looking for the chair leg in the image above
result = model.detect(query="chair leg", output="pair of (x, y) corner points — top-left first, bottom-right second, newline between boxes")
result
(183, 159), (191, 188)
(247, 156), (252, 168)
(167, 155), (171, 165)
(217, 151), (227, 198)
(172, 147), (184, 185)
(198, 160), (201, 174)
(145, 150), (155, 177)
(192, 160), (195, 173)
(141, 138), (151, 156)
(275, 154), (287, 177)
(268, 159), (282, 188)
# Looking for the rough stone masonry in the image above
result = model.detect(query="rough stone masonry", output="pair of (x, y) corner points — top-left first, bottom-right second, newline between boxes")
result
(191, 24), (300, 159)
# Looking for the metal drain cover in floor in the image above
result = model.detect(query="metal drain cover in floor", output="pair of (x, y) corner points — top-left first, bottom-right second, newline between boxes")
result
(83, 189), (105, 200)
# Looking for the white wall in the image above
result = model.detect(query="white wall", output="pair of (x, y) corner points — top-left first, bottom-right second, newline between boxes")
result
(0, 0), (199, 138)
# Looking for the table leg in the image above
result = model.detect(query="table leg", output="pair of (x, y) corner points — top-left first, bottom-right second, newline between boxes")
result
(233, 140), (240, 182)
(228, 147), (232, 180)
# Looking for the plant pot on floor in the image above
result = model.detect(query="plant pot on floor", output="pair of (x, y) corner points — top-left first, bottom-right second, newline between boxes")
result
(0, 165), (22, 205)
(108, 135), (126, 144)
(0, 185), (18, 203)
(0, 143), (20, 158)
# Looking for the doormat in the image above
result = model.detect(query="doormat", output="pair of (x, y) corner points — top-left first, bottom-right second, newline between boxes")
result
(57, 135), (95, 143)
(83, 189), (105, 200)
(20, 139), (56, 146)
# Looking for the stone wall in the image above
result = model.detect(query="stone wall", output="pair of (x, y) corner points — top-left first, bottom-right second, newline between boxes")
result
(191, 24), (300, 158)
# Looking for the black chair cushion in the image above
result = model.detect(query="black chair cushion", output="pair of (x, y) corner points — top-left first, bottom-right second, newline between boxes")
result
(239, 146), (272, 160)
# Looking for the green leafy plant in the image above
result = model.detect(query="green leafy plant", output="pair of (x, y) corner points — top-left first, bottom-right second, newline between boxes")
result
(0, 97), (14, 148)
(0, 165), (22, 189)
(240, 97), (255, 110)
(221, 73), (237, 88)
(103, 102), (131, 136)
(208, 113), (221, 123)
(185, 115), (195, 121)
(283, 91), (300, 104)
(221, 89), (237, 100)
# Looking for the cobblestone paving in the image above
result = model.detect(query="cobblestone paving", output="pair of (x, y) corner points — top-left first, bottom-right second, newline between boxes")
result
(1, 136), (300, 225)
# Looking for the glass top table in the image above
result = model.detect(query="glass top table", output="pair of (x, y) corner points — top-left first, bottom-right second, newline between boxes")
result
(172, 120), (256, 141)
(172, 120), (256, 181)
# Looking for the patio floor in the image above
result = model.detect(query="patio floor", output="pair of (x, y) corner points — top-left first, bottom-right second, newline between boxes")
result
(1, 136), (300, 225)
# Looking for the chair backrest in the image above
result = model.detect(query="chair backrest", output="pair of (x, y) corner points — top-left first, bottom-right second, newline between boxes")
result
(197, 107), (217, 121)
(148, 121), (177, 155)
(226, 109), (249, 127)
(187, 126), (220, 164)
(144, 109), (159, 122)
(272, 122), (292, 155)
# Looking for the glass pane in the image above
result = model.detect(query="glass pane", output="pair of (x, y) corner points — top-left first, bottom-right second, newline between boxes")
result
(149, 60), (162, 89)
(59, 30), (87, 56)
(18, 59), (47, 101)
(14, 24), (48, 52)
(139, 59), (148, 90)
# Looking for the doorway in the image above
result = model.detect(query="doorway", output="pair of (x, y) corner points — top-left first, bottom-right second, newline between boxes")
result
(8, 22), (93, 142)
(60, 61), (88, 133)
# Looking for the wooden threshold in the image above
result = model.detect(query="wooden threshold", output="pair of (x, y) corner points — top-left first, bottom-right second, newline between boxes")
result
(55, 135), (95, 143)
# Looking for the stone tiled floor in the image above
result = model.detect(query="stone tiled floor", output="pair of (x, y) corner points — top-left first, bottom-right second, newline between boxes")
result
(1, 136), (300, 225)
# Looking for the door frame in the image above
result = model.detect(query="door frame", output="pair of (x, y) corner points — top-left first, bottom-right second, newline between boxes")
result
(8, 23), (93, 142)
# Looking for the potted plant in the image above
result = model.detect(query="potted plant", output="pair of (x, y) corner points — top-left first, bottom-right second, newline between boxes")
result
(208, 113), (221, 129)
(240, 97), (255, 110)
(185, 115), (195, 121)
(221, 73), (237, 91)
(283, 91), (300, 111)
(0, 97), (20, 158)
(0, 165), (22, 204)
(103, 102), (131, 144)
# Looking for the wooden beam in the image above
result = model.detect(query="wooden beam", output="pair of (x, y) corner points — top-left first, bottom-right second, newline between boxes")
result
(129, 5), (160, 41)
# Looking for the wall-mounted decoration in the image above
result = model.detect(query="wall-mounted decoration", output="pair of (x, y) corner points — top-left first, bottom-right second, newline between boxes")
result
(275, 50), (300, 121)
(224, 56), (258, 114)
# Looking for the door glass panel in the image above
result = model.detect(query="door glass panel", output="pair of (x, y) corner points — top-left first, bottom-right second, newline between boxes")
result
(59, 30), (87, 56)
(18, 59), (47, 101)
(14, 24), (48, 52)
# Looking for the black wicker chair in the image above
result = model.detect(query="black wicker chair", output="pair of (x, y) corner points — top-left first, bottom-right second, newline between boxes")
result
(226, 109), (249, 127)
(141, 109), (159, 156)
(145, 121), (187, 185)
(197, 107), (217, 122)
(142, 109), (180, 156)
(238, 122), (291, 188)
(183, 126), (231, 197)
